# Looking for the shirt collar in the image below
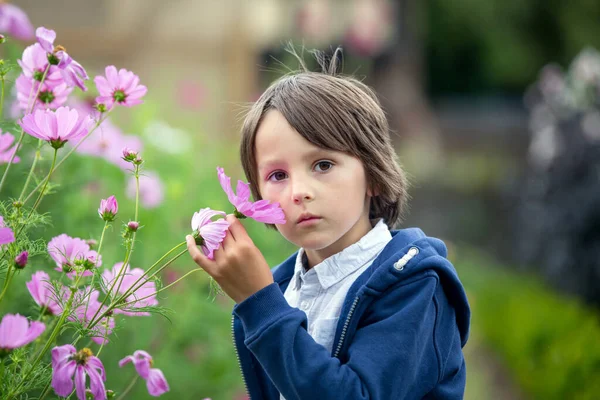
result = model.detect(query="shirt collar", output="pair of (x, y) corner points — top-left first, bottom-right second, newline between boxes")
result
(290, 219), (392, 291)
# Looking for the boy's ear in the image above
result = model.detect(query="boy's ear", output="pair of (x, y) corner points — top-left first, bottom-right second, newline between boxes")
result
(367, 185), (379, 197)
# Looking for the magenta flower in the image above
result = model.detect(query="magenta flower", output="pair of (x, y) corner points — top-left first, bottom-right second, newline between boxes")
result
(0, 314), (45, 352)
(217, 167), (286, 224)
(101, 262), (157, 316)
(98, 195), (118, 222)
(14, 250), (28, 269)
(126, 171), (165, 209)
(51, 345), (106, 400)
(36, 27), (89, 91)
(0, 215), (15, 246)
(18, 107), (94, 149)
(26, 271), (62, 315)
(15, 74), (72, 112)
(69, 289), (114, 345)
(0, 3), (34, 41)
(74, 119), (143, 170)
(0, 130), (19, 164)
(18, 43), (64, 87)
(48, 233), (102, 278)
(119, 350), (170, 397)
(94, 66), (147, 109)
(190, 208), (229, 260)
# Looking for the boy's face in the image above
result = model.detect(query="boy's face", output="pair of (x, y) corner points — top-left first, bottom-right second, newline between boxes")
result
(255, 110), (373, 265)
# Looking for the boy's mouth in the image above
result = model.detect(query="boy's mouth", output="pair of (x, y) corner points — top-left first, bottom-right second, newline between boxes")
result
(296, 213), (322, 225)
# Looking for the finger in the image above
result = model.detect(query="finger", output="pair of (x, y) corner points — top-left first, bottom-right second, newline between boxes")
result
(220, 230), (234, 252)
(186, 235), (216, 273)
(226, 214), (249, 242)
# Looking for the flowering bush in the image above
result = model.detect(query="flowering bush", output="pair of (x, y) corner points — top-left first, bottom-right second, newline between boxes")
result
(0, 5), (284, 399)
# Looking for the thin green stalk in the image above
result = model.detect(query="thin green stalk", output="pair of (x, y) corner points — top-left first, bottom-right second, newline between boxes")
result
(0, 128), (25, 194)
(7, 274), (84, 400)
(18, 141), (44, 202)
(0, 265), (14, 304)
(116, 375), (139, 400)
(0, 75), (5, 120)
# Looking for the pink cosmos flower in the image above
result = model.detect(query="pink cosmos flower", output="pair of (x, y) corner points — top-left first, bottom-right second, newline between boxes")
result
(51, 345), (106, 400)
(0, 130), (20, 164)
(126, 171), (165, 209)
(0, 3), (34, 41)
(101, 262), (158, 316)
(0, 313), (45, 351)
(190, 208), (229, 260)
(18, 43), (64, 87)
(98, 195), (118, 222)
(69, 289), (114, 345)
(48, 233), (102, 278)
(36, 27), (89, 91)
(0, 215), (15, 245)
(15, 250), (28, 268)
(74, 119), (143, 170)
(15, 74), (72, 112)
(26, 271), (62, 315)
(94, 66), (147, 109)
(18, 107), (94, 149)
(217, 167), (286, 224)
(119, 350), (170, 397)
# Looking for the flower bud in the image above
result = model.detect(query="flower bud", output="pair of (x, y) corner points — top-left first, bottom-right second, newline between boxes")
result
(127, 221), (139, 232)
(95, 103), (107, 113)
(98, 195), (118, 222)
(62, 263), (73, 273)
(86, 239), (98, 249)
(14, 251), (28, 269)
(0, 35), (5, 44)
(122, 147), (139, 163)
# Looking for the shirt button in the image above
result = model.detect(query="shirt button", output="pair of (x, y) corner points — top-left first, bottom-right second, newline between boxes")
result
(300, 300), (310, 310)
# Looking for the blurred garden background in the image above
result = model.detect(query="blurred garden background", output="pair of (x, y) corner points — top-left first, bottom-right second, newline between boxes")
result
(1, 0), (600, 398)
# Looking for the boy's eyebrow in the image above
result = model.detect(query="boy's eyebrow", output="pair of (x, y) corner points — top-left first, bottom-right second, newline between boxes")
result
(258, 149), (334, 172)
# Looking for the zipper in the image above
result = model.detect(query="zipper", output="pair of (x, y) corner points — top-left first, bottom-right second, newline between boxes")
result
(232, 315), (251, 399)
(333, 295), (360, 358)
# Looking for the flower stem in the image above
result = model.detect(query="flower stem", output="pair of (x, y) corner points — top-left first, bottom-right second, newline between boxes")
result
(18, 141), (44, 202)
(0, 74), (5, 120)
(26, 64), (50, 115)
(0, 127), (25, 194)
(116, 375), (139, 400)
(0, 265), (14, 305)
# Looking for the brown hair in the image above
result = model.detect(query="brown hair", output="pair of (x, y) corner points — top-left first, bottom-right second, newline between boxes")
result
(240, 47), (409, 228)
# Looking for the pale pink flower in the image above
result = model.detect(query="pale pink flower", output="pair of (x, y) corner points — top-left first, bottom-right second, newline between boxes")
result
(119, 350), (170, 397)
(101, 262), (157, 316)
(94, 66), (147, 108)
(0, 130), (20, 164)
(26, 271), (62, 315)
(217, 167), (286, 224)
(0, 3), (34, 41)
(98, 195), (118, 221)
(70, 289), (114, 345)
(0, 215), (15, 245)
(0, 314), (45, 351)
(74, 119), (143, 170)
(126, 171), (164, 209)
(15, 74), (72, 112)
(18, 107), (94, 149)
(190, 208), (229, 260)
(51, 345), (106, 400)
(35, 27), (89, 91)
(47, 233), (102, 278)
(17, 43), (64, 87)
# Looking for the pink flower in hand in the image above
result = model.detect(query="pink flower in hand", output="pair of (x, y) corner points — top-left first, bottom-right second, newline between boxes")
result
(101, 262), (158, 316)
(190, 208), (229, 260)
(18, 107), (94, 149)
(0, 3), (34, 41)
(51, 345), (106, 400)
(217, 167), (286, 224)
(26, 271), (62, 315)
(36, 27), (89, 91)
(0, 314), (45, 351)
(119, 350), (170, 397)
(98, 195), (118, 222)
(94, 66), (147, 109)
(0, 215), (15, 245)
(0, 130), (20, 164)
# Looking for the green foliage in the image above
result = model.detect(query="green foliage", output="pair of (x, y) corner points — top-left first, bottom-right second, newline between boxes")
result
(456, 248), (600, 399)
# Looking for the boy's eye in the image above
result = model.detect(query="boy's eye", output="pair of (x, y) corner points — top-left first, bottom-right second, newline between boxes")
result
(268, 171), (287, 181)
(314, 160), (333, 172)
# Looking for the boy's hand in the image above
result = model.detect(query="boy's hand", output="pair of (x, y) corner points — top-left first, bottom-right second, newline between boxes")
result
(186, 214), (274, 303)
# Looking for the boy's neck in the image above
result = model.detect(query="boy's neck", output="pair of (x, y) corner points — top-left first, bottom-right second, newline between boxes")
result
(303, 215), (373, 269)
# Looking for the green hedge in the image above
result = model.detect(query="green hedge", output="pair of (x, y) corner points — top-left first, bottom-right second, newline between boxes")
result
(455, 248), (600, 399)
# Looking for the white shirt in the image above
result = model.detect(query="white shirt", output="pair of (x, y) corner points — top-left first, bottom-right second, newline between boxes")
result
(281, 219), (392, 381)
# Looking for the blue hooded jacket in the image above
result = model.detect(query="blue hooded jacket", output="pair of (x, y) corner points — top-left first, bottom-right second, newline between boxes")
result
(232, 228), (471, 399)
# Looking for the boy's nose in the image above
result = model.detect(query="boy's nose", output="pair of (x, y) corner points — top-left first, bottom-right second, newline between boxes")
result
(291, 181), (314, 204)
